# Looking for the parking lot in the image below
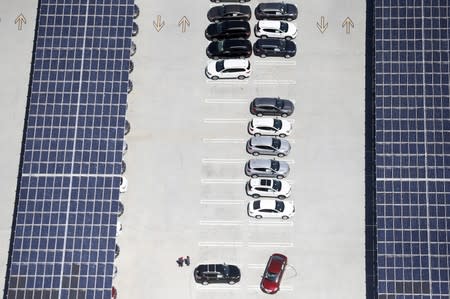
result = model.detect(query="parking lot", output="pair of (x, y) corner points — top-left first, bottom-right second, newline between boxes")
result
(0, 0), (366, 298)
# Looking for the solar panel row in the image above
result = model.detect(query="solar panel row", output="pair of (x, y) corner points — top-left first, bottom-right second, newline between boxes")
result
(5, 0), (134, 298)
(374, 0), (450, 297)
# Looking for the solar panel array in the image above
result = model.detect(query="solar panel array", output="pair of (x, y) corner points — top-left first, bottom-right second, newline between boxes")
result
(374, 0), (450, 297)
(5, 1), (133, 298)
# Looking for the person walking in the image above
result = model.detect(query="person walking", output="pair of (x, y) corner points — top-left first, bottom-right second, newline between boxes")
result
(176, 257), (184, 267)
(184, 256), (190, 266)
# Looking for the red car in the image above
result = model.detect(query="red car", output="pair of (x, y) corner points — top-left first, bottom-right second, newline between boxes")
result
(260, 253), (287, 294)
(111, 286), (117, 299)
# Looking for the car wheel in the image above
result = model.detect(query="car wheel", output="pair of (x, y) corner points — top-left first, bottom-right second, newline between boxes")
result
(281, 113), (288, 117)
(251, 174), (259, 178)
(255, 215), (262, 219)
(261, 54), (266, 58)
(278, 195), (286, 200)
(238, 75), (245, 80)
(285, 54), (291, 58)
(252, 152), (260, 156)
(282, 215), (289, 220)
(252, 194), (260, 199)
(257, 112), (263, 117)
(286, 36), (292, 41)
(228, 280), (236, 285)
(276, 175), (284, 179)
(277, 153), (285, 158)
(212, 76), (219, 80)
(279, 133), (286, 138)
(202, 281), (208, 285)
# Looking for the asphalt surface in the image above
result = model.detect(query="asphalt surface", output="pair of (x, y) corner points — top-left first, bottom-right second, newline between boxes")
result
(0, 1), (366, 298)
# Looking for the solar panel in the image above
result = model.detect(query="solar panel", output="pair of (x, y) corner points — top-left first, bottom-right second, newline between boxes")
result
(374, 0), (450, 297)
(4, 1), (134, 298)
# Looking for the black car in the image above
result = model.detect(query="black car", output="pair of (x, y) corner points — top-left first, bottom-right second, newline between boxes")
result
(205, 20), (251, 41)
(211, 0), (250, 2)
(208, 5), (252, 22)
(254, 38), (296, 58)
(250, 97), (294, 117)
(255, 2), (298, 21)
(194, 263), (241, 285)
(207, 39), (252, 59)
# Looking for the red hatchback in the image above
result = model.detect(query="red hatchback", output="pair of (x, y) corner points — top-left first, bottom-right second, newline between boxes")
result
(260, 253), (288, 294)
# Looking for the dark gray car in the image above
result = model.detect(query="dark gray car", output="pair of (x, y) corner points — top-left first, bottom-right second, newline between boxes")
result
(255, 2), (298, 21)
(250, 97), (294, 117)
(207, 5), (252, 22)
(246, 136), (291, 157)
(245, 159), (290, 179)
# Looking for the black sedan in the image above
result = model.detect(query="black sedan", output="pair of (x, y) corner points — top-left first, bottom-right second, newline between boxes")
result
(207, 4), (252, 22)
(253, 39), (296, 58)
(205, 20), (251, 41)
(211, 0), (250, 2)
(250, 97), (294, 117)
(207, 39), (252, 59)
(255, 2), (298, 21)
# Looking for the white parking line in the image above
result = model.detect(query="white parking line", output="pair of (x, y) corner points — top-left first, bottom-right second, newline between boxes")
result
(204, 98), (248, 104)
(253, 79), (296, 85)
(196, 285), (241, 290)
(203, 138), (246, 144)
(203, 118), (248, 124)
(248, 242), (294, 248)
(200, 199), (244, 205)
(246, 264), (266, 269)
(206, 80), (249, 85)
(198, 241), (244, 247)
(202, 158), (247, 164)
(247, 285), (294, 291)
(201, 178), (246, 184)
(248, 220), (294, 226)
(254, 60), (297, 66)
(200, 220), (243, 226)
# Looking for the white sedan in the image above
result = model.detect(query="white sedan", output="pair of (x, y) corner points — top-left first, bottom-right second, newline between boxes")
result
(246, 178), (291, 199)
(120, 176), (128, 193)
(255, 20), (297, 40)
(248, 118), (292, 137)
(205, 59), (251, 80)
(247, 199), (295, 220)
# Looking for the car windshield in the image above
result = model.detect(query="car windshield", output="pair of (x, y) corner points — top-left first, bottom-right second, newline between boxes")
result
(280, 22), (288, 32)
(217, 264), (229, 276)
(272, 180), (282, 191)
(216, 60), (225, 72)
(272, 138), (281, 149)
(217, 40), (225, 52)
(265, 271), (278, 281)
(271, 160), (280, 171)
(275, 200), (285, 212)
(273, 119), (282, 130)
(275, 99), (284, 109)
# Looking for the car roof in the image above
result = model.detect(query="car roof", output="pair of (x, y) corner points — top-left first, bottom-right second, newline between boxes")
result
(251, 136), (275, 145)
(253, 97), (278, 105)
(222, 59), (249, 68)
(258, 20), (283, 28)
(223, 4), (250, 12)
(255, 199), (278, 209)
(268, 253), (287, 273)
(259, 2), (284, 10)
(252, 118), (276, 126)
(250, 177), (274, 186)
(223, 39), (251, 47)
(249, 158), (272, 167)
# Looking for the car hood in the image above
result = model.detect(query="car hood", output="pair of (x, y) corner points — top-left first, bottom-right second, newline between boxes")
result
(207, 6), (224, 19)
(278, 162), (290, 175)
(282, 100), (294, 114)
(286, 23), (297, 36)
(283, 201), (295, 215)
(280, 181), (292, 194)
(206, 42), (219, 54)
(279, 139), (291, 153)
(261, 279), (279, 293)
(207, 61), (218, 75)
(286, 4), (298, 15)
(228, 265), (241, 277)
(206, 24), (219, 36)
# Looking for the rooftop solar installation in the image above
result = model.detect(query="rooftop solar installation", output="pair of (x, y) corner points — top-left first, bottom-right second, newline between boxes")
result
(4, 1), (133, 298)
(374, 0), (450, 297)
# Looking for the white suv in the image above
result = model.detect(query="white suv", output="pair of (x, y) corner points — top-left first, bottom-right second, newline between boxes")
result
(248, 118), (292, 137)
(205, 59), (251, 80)
(246, 178), (291, 199)
(255, 20), (297, 40)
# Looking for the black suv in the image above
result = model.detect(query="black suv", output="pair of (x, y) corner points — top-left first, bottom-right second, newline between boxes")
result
(255, 2), (298, 21)
(211, 0), (250, 2)
(207, 4), (252, 22)
(194, 263), (241, 285)
(254, 38), (296, 58)
(250, 97), (294, 117)
(205, 20), (251, 41)
(207, 39), (252, 59)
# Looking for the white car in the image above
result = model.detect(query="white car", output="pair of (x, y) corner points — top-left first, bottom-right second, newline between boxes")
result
(116, 220), (122, 237)
(248, 118), (292, 137)
(205, 59), (251, 80)
(247, 199), (295, 220)
(120, 176), (128, 193)
(255, 20), (297, 40)
(246, 178), (291, 199)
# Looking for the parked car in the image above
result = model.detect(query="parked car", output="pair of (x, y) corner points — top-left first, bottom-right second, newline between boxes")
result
(245, 159), (290, 179)
(250, 97), (294, 117)
(205, 20), (251, 41)
(205, 59), (251, 80)
(207, 39), (252, 59)
(207, 4), (251, 22)
(254, 38), (296, 58)
(120, 176), (128, 193)
(194, 263), (241, 285)
(132, 22), (139, 36)
(115, 244), (120, 258)
(260, 253), (288, 294)
(111, 286), (117, 299)
(246, 136), (291, 157)
(133, 4), (140, 19)
(246, 178), (291, 199)
(211, 0), (250, 2)
(255, 20), (297, 40)
(117, 200), (124, 217)
(248, 199), (295, 219)
(255, 2), (298, 21)
(130, 41), (136, 56)
(248, 118), (292, 137)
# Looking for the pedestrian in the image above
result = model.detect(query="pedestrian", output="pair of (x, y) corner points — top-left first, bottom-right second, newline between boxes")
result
(184, 256), (190, 266)
(176, 257), (184, 267)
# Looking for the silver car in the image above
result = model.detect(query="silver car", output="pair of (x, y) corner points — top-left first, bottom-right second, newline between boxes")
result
(246, 136), (291, 157)
(245, 159), (290, 179)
